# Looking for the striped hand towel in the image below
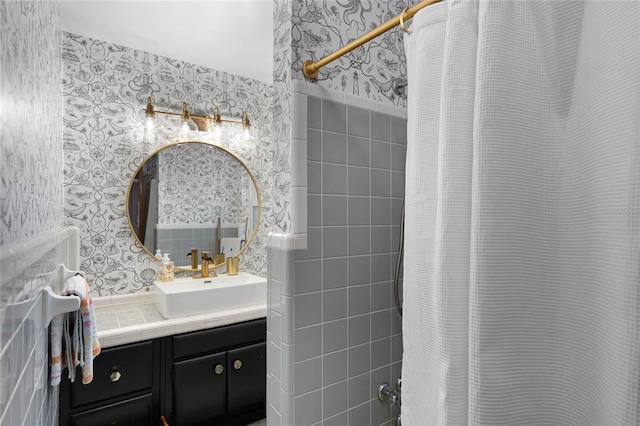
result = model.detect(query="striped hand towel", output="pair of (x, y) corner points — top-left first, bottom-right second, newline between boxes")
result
(50, 275), (101, 385)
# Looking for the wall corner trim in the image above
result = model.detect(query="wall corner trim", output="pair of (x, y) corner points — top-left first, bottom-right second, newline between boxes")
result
(267, 232), (296, 250)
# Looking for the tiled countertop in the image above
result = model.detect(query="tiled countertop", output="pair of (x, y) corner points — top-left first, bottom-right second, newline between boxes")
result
(93, 291), (266, 349)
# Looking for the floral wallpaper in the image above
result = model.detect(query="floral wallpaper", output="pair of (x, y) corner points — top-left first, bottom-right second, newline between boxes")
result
(272, 0), (294, 233)
(62, 32), (275, 295)
(286, 0), (411, 108)
(0, 2), (63, 425)
(156, 143), (250, 225)
(0, 0), (63, 246)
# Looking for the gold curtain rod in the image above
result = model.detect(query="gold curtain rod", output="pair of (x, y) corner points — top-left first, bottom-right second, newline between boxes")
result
(302, 0), (441, 79)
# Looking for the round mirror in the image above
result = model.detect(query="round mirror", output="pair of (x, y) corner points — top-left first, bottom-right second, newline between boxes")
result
(126, 140), (261, 270)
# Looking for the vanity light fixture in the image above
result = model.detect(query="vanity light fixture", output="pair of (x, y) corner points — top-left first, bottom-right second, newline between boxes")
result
(144, 97), (252, 139)
(180, 102), (198, 137)
(241, 111), (251, 140)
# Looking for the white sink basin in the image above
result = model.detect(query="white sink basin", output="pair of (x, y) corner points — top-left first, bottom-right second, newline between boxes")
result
(154, 272), (266, 319)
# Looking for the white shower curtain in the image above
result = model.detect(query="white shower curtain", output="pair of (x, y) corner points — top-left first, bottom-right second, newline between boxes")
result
(402, 1), (639, 425)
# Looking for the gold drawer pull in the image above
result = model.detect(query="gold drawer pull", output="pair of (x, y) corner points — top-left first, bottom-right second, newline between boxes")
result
(110, 370), (122, 382)
(233, 360), (242, 370)
(215, 364), (224, 375)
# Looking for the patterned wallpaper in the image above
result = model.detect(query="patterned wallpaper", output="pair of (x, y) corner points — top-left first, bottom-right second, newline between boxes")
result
(272, 0), (294, 233)
(284, 0), (411, 108)
(62, 32), (276, 295)
(0, 1), (63, 425)
(1, 0), (63, 246)
(156, 143), (250, 225)
(61, 0), (412, 294)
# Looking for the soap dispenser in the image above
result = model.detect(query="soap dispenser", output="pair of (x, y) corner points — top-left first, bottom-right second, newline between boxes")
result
(157, 253), (175, 282)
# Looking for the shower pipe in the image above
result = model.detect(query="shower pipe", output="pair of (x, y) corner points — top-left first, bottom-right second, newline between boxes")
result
(302, 0), (441, 79)
(394, 202), (405, 317)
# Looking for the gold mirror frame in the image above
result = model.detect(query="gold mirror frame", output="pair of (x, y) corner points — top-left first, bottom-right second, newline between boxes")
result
(125, 139), (262, 271)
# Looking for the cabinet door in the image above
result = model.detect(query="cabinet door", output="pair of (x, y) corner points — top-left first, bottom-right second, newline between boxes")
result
(173, 352), (226, 425)
(227, 342), (266, 415)
(69, 393), (152, 426)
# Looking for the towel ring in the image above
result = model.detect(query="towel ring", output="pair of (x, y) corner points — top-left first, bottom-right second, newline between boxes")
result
(400, 7), (411, 34)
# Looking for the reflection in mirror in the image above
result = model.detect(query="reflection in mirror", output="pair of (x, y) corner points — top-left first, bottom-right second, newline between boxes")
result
(126, 140), (261, 270)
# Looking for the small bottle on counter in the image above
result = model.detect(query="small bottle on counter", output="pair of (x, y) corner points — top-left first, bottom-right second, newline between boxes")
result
(157, 253), (174, 282)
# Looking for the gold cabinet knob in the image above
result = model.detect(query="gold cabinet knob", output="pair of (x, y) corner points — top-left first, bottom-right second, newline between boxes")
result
(215, 364), (224, 375)
(110, 370), (121, 382)
(233, 360), (242, 370)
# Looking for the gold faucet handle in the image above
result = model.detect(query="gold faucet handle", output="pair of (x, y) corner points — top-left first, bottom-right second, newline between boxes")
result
(201, 252), (213, 262)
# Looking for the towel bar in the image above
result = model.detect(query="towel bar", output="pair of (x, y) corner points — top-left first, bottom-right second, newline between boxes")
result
(42, 263), (84, 328)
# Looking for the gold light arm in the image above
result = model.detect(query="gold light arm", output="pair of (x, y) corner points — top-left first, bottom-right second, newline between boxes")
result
(180, 102), (191, 122)
(212, 107), (222, 126)
(241, 111), (250, 129)
(302, 0), (440, 79)
(145, 97), (250, 132)
(145, 97), (155, 117)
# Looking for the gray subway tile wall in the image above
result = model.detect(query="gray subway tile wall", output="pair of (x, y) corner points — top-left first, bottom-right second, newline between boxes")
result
(347, 106), (370, 138)
(323, 350), (348, 386)
(323, 164), (348, 195)
(323, 319), (348, 354)
(155, 226), (236, 265)
(370, 112), (391, 142)
(323, 196), (348, 226)
(322, 258), (348, 290)
(267, 245), (294, 424)
(0, 233), (74, 426)
(295, 325), (322, 362)
(269, 95), (406, 426)
(348, 197), (370, 226)
(347, 135), (370, 167)
(323, 289), (348, 322)
(323, 380), (348, 419)
(323, 132), (348, 164)
(322, 101), (347, 134)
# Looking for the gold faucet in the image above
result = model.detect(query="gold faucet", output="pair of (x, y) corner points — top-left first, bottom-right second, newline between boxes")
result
(186, 248), (198, 270)
(194, 251), (216, 279)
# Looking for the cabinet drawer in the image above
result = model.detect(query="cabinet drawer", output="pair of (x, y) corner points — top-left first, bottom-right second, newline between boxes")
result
(172, 318), (265, 359)
(69, 393), (153, 426)
(70, 341), (154, 408)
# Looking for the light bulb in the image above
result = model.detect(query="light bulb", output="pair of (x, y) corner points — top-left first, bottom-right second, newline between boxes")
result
(240, 111), (252, 141)
(214, 125), (222, 138)
(145, 116), (155, 131)
(181, 119), (197, 137)
(181, 122), (190, 137)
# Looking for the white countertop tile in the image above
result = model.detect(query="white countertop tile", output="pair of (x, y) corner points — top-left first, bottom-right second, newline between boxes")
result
(94, 292), (266, 348)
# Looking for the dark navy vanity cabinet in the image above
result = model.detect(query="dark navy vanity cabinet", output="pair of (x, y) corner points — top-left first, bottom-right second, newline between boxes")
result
(59, 319), (266, 426)
(167, 319), (267, 426)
